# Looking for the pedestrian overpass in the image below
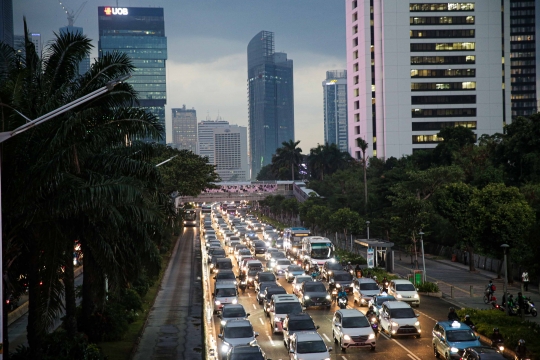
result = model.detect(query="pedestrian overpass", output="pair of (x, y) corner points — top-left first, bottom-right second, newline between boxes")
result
(177, 181), (318, 205)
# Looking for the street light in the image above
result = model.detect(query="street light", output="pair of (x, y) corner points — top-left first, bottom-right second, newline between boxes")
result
(501, 244), (509, 313)
(0, 74), (130, 359)
(419, 231), (426, 282)
(155, 155), (178, 167)
(366, 221), (370, 240)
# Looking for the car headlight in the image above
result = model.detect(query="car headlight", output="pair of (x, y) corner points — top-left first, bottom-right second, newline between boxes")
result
(328, 271), (332, 275)
(221, 320), (226, 326)
(222, 343), (230, 353)
(414, 321), (420, 326)
(343, 334), (351, 341)
(326, 295), (331, 299)
(215, 300), (221, 305)
(499, 346), (504, 351)
(396, 294), (402, 299)
(450, 347), (459, 353)
(391, 321), (399, 327)
(336, 284), (341, 288)
(368, 333), (375, 339)
(304, 295), (310, 300)
(232, 299), (238, 304)
(350, 283), (355, 287)
(274, 317), (281, 322)
(248, 277), (253, 281)
(414, 294), (419, 299)
(360, 298), (366, 303)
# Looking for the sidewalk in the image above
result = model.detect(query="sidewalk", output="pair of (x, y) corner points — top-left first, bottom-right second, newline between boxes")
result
(391, 250), (540, 324)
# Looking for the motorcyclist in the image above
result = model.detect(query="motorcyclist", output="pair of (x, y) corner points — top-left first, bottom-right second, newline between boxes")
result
(517, 292), (525, 316)
(366, 305), (377, 319)
(447, 307), (459, 321)
(490, 328), (504, 346)
(515, 339), (528, 359)
(355, 264), (362, 278)
(345, 262), (353, 273)
(381, 276), (389, 291)
(237, 272), (246, 292)
(463, 314), (475, 329)
(485, 279), (495, 301)
(337, 288), (347, 299)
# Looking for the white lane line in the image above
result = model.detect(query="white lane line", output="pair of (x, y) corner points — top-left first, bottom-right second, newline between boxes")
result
(342, 356), (348, 360)
(407, 354), (417, 360)
(253, 304), (257, 309)
(259, 318), (264, 325)
(247, 293), (251, 297)
(417, 310), (437, 322)
(267, 335), (275, 346)
(322, 333), (331, 342)
(382, 334), (421, 360)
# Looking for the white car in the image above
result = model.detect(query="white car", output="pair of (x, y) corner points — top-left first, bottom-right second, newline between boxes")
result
(273, 259), (292, 276)
(332, 309), (376, 351)
(291, 275), (313, 297)
(289, 332), (332, 360)
(388, 279), (420, 307)
(352, 278), (381, 307)
(378, 301), (421, 338)
(218, 319), (258, 356)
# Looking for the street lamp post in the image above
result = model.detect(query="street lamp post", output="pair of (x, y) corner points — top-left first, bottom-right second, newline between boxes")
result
(366, 221), (370, 240)
(0, 75), (129, 359)
(501, 244), (509, 314)
(419, 231), (426, 282)
(155, 155), (178, 167)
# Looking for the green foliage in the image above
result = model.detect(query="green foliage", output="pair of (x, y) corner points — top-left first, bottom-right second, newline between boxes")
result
(432, 126), (477, 166)
(416, 282), (439, 293)
(456, 308), (540, 357)
(328, 208), (364, 238)
(271, 140), (303, 180)
(118, 288), (143, 312)
(10, 332), (105, 360)
(256, 164), (278, 181)
(334, 249), (367, 265)
(308, 143), (354, 181)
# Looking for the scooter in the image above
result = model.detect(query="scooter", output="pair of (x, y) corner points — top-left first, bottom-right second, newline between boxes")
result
(331, 288), (338, 303)
(369, 316), (379, 334)
(516, 298), (537, 317)
(491, 338), (505, 353)
(338, 295), (348, 309)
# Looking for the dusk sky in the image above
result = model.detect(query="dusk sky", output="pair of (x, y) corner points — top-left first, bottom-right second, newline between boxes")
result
(13, 0), (346, 151)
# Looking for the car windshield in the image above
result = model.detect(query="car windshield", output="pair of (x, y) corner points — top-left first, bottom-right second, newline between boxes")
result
(235, 245), (247, 251)
(277, 260), (291, 266)
(390, 308), (416, 319)
(288, 319), (316, 331)
(310, 246), (332, 260)
(213, 249), (226, 255)
(304, 283), (327, 292)
(258, 274), (276, 282)
(223, 308), (246, 318)
(216, 288), (237, 297)
(273, 253), (286, 259)
(334, 273), (353, 281)
(224, 326), (253, 338)
(230, 353), (264, 360)
(297, 340), (327, 353)
(275, 302), (303, 314)
(295, 277), (312, 284)
(216, 273), (235, 280)
(376, 296), (396, 305)
(267, 249), (278, 253)
(342, 316), (370, 328)
(396, 284), (416, 291)
(266, 289), (286, 297)
(360, 283), (379, 290)
(239, 249), (251, 255)
(218, 262), (232, 269)
(288, 266), (303, 272)
(447, 330), (477, 342)
(327, 262), (343, 270)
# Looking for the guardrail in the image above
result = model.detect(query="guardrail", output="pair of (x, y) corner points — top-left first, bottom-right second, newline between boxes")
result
(201, 237), (218, 359)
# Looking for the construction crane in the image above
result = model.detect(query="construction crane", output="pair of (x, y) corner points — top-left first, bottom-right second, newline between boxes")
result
(57, 1), (87, 27)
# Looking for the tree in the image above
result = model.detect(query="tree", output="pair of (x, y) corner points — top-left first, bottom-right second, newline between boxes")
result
(432, 126), (477, 166)
(308, 143), (353, 181)
(357, 138), (369, 213)
(272, 140), (302, 181)
(328, 208), (364, 249)
(256, 164), (277, 181)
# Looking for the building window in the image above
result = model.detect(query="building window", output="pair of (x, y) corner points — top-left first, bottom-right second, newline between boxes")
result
(410, 3), (475, 12)
(411, 108), (477, 117)
(410, 16), (474, 25)
(354, 75), (359, 84)
(411, 55), (476, 65)
(411, 82), (476, 91)
(412, 134), (444, 143)
(412, 121), (477, 131)
(352, 12), (358, 22)
(355, 113), (360, 122)
(354, 88), (359, 97)
(410, 42), (475, 52)
(353, 37), (359, 47)
(353, 63), (359, 72)
(352, 0), (357, 10)
(353, 25), (358, 34)
(353, 50), (359, 59)
(354, 101), (360, 110)
(411, 69), (476, 77)
(411, 95), (476, 104)
(355, 126), (360, 135)
(410, 29), (475, 38)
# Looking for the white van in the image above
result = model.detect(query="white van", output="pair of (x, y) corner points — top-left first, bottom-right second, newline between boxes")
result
(213, 280), (238, 314)
(379, 301), (421, 338)
(268, 294), (303, 334)
(388, 279), (420, 307)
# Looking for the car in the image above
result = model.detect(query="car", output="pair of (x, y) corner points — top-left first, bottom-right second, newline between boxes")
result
(291, 275), (313, 296)
(432, 321), (482, 359)
(298, 281), (331, 309)
(332, 309), (376, 351)
(273, 259), (292, 276)
(235, 248), (251, 262)
(284, 265), (305, 282)
(352, 278), (381, 307)
(213, 281), (239, 313)
(254, 271), (277, 292)
(460, 346), (506, 360)
(379, 301), (421, 338)
(242, 259), (263, 275)
(388, 279), (420, 307)
(264, 232), (279, 246)
(267, 294), (303, 333)
(251, 240), (267, 255)
(209, 250), (227, 266)
(267, 251), (287, 270)
(274, 237), (284, 250)
(261, 286), (287, 309)
(321, 260), (344, 281)
(282, 313), (319, 349)
(218, 304), (250, 331)
(245, 266), (264, 289)
(256, 282), (281, 304)
(288, 332), (332, 360)
(214, 270), (237, 284)
(224, 344), (268, 360)
(204, 230), (217, 240)
(367, 294), (397, 317)
(218, 319), (259, 358)
(228, 240), (241, 254)
(264, 248), (279, 261)
(328, 270), (354, 293)
(214, 258), (233, 273)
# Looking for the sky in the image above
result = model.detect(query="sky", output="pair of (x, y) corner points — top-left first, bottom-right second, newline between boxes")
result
(13, 0), (346, 151)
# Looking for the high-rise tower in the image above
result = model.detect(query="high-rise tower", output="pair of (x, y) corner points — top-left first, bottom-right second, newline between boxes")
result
(323, 70), (348, 152)
(247, 31), (294, 179)
(171, 105), (197, 152)
(0, 0), (13, 47)
(98, 6), (167, 143)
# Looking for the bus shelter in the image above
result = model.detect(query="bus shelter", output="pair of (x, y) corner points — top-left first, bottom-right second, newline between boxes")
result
(354, 239), (395, 272)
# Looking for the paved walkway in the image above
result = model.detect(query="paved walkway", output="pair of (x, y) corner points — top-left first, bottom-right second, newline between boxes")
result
(391, 250), (539, 324)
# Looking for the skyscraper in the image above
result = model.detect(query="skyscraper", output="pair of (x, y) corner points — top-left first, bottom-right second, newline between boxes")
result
(346, 0), (511, 160)
(60, 26), (91, 75)
(247, 31), (294, 180)
(171, 105), (197, 152)
(198, 118), (230, 163)
(0, 0), (13, 47)
(98, 6), (167, 143)
(322, 70), (348, 152)
(13, 33), (42, 57)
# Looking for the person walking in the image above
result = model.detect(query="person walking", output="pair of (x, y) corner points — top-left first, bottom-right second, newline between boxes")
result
(521, 270), (529, 291)
(517, 292), (525, 319)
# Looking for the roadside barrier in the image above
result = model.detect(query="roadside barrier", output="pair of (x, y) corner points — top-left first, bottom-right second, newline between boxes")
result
(201, 239), (218, 360)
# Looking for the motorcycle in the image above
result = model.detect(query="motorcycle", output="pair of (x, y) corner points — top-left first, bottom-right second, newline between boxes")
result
(491, 338), (505, 352)
(331, 288), (338, 303)
(369, 316), (379, 334)
(239, 280), (247, 294)
(491, 301), (505, 312)
(338, 295), (348, 309)
(311, 270), (321, 281)
(515, 298), (537, 317)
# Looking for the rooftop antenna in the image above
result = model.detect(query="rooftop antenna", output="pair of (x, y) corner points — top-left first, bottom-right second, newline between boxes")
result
(58, 0), (87, 27)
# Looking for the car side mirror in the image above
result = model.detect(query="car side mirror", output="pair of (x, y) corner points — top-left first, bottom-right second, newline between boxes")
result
(316, 325), (320, 329)
(254, 332), (259, 337)
(218, 334), (223, 339)
(282, 326), (287, 331)
(289, 350), (294, 353)
(328, 346), (333, 352)
(246, 313), (250, 317)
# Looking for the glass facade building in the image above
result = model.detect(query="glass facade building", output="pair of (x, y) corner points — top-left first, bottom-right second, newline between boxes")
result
(60, 26), (91, 75)
(0, 0), (13, 47)
(171, 105), (197, 152)
(248, 31), (294, 180)
(323, 70), (348, 152)
(98, 6), (167, 143)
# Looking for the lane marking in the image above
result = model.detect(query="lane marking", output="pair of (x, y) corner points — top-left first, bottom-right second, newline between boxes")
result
(267, 335), (275, 346)
(342, 356), (348, 360)
(259, 318), (264, 325)
(247, 293), (251, 297)
(417, 310), (437, 322)
(379, 331), (421, 360)
(322, 333), (331, 342)
(253, 304), (257, 309)
(407, 354), (418, 360)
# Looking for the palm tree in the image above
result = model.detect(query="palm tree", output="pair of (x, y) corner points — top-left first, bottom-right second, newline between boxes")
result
(356, 138), (369, 213)
(308, 143), (353, 181)
(273, 140), (302, 181)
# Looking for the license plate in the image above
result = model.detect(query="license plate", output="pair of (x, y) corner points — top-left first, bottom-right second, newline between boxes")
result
(313, 302), (321, 305)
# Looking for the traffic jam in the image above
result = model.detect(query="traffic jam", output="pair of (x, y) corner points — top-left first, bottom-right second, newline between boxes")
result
(200, 202), (506, 360)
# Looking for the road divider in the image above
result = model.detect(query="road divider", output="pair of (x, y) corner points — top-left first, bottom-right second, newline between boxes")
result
(201, 239), (218, 360)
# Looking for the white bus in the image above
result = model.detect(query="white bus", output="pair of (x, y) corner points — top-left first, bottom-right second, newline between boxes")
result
(301, 236), (335, 270)
(283, 227), (311, 254)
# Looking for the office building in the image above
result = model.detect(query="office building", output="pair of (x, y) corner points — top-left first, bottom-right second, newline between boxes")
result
(346, 0), (511, 160)
(247, 30), (294, 179)
(198, 119), (230, 163)
(0, 0), (13, 47)
(13, 33), (42, 57)
(98, 6), (167, 143)
(322, 70), (348, 152)
(172, 105), (197, 152)
(60, 26), (91, 75)
(509, 0), (539, 118)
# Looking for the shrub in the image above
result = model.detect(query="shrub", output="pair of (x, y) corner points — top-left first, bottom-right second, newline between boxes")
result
(118, 288), (143, 312)
(334, 249), (367, 265)
(417, 282), (439, 293)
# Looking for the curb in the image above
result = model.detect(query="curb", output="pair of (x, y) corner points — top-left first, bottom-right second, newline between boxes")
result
(7, 266), (84, 326)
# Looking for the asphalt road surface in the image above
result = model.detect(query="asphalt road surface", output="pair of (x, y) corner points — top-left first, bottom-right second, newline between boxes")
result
(206, 230), (457, 360)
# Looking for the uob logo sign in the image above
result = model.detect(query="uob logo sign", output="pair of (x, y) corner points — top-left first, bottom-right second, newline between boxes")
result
(104, 7), (129, 15)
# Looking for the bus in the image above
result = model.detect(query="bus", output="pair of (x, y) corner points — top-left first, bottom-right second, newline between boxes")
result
(226, 204), (237, 216)
(283, 227), (311, 255)
(301, 236), (335, 270)
(183, 209), (197, 227)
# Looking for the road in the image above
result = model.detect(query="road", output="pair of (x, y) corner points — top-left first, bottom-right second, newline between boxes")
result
(205, 232), (457, 360)
(133, 227), (203, 360)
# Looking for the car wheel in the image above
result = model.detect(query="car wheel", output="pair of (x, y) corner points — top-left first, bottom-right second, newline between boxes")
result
(433, 345), (440, 358)
(283, 339), (287, 348)
(416, 334), (421, 338)
(371, 346), (376, 351)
